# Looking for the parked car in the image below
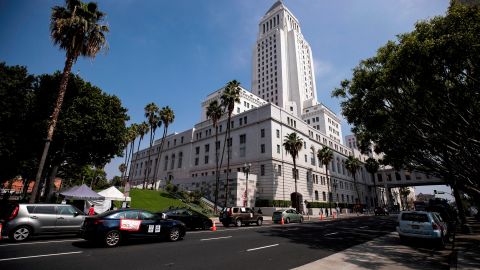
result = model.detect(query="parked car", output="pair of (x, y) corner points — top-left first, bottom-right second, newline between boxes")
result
(81, 209), (186, 247)
(219, 207), (263, 227)
(396, 211), (449, 247)
(160, 208), (212, 230)
(374, 207), (389, 216)
(0, 203), (85, 242)
(272, 209), (303, 224)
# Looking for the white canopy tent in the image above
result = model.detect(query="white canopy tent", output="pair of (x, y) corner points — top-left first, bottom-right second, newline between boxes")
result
(89, 186), (131, 214)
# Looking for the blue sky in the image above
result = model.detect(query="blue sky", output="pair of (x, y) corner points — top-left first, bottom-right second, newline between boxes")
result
(0, 0), (451, 196)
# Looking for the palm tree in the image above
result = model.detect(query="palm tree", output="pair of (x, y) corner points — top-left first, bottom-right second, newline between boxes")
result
(152, 106), (175, 190)
(119, 163), (126, 179)
(283, 132), (304, 212)
(122, 124), (138, 184)
(206, 100), (223, 213)
(317, 146), (334, 216)
(143, 103), (160, 189)
(220, 80), (241, 207)
(128, 122), (149, 185)
(30, 0), (109, 203)
(365, 157), (380, 207)
(345, 155), (362, 205)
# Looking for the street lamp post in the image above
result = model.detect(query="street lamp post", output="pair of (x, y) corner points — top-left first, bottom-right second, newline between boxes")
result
(243, 163), (251, 207)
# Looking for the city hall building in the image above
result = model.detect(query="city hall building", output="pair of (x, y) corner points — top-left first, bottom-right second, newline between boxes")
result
(128, 2), (430, 211)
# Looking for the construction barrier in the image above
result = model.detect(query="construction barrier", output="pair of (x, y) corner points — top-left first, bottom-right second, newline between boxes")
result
(211, 220), (217, 231)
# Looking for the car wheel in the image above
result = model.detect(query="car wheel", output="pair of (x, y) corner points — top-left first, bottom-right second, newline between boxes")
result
(285, 217), (290, 224)
(235, 218), (242, 227)
(300, 217), (304, 223)
(10, 226), (32, 242)
(105, 230), (121, 247)
(168, 227), (182, 242)
(257, 218), (263, 226)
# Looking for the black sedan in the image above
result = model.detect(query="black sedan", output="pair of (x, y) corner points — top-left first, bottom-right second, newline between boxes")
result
(161, 208), (213, 230)
(81, 209), (186, 247)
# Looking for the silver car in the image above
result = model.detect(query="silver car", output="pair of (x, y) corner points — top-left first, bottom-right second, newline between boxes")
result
(1, 203), (85, 241)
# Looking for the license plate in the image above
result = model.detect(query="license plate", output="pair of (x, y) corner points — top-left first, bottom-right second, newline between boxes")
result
(411, 225), (419, 229)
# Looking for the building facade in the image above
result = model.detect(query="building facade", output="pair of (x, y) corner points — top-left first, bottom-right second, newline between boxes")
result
(129, 1), (372, 210)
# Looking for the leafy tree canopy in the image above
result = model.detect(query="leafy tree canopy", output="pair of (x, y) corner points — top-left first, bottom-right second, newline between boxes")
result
(332, 4), (480, 199)
(0, 63), (129, 182)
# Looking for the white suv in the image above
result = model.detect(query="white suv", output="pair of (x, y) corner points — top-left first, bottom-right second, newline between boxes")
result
(396, 211), (449, 247)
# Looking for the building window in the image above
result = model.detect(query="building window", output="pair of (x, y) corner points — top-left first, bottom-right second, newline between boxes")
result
(395, 172), (401, 181)
(239, 134), (246, 157)
(277, 165), (282, 176)
(277, 144), (280, 154)
(205, 155), (209, 164)
(205, 144), (210, 153)
(195, 157), (199, 166)
(170, 154), (175, 170)
(315, 191), (319, 201)
(261, 129), (265, 138)
(276, 129), (280, 138)
(178, 152), (183, 168)
(195, 147), (200, 155)
(164, 156), (169, 170)
(261, 165), (265, 176)
(261, 144), (265, 153)
(322, 191), (326, 201)
(377, 173), (383, 182)
(405, 171), (411, 180)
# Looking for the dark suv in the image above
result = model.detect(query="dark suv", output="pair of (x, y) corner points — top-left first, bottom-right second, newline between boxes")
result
(219, 207), (263, 227)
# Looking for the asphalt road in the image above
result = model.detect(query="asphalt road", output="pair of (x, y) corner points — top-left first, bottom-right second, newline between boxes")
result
(0, 216), (397, 270)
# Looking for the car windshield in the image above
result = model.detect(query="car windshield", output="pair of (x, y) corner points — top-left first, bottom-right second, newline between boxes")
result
(402, 213), (429, 222)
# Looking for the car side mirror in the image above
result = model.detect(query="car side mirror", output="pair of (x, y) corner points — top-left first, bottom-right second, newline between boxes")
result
(74, 211), (81, 217)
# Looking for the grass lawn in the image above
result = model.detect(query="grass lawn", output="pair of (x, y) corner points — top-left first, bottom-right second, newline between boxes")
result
(126, 189), (188, 212)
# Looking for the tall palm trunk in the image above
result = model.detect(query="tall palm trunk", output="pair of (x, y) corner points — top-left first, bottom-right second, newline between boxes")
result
(326, 166), (332, 216)
(30, 54), (75, 203)
(152, 127), (168, 190)
(293, 158), (298, 212)
(143, 130), (155, 189)
(371, 172), (378, 207)
(213, 125), (219, 213)
(353, 173), (360, 204)
(223, 113), (232, 207)
(128, 137), (144, 184)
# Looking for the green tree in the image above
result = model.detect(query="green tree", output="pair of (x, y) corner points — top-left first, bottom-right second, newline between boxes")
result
(365, 157), (380, 207)
(152, 106), (175, 189)
(0, 63), (37, 182)
(143, 103), (159, 189)
(332, 3), (480, 228)
(317, 146), (334, 214)
(345, 156), (362, 204)
(283, 132), (304, 211)
(220, 80), (241, 207)
(122, 124), (138, 184)
(31, 0), (109, 203)
(206, 100), (223, 212)
(33, 73), (128, 200)
(111, 176), (122, 187)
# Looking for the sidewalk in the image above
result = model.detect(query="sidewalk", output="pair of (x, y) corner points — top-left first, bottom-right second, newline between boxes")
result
(452, 217), (480, 270)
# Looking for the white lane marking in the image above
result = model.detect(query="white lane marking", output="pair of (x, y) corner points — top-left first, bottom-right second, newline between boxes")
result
(0, 239), (81, 247)
(200, 236), (232, 241)
(247, 244), (279, 252)
(0, 251), (83, 262)
(324, 232), (339, 236)
(359, 226), (368, 229)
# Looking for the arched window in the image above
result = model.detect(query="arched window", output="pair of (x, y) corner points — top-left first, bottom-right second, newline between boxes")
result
(322, 191), (326, 201)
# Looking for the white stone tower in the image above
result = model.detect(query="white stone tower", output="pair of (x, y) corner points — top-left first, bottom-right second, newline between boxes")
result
(251, 1), (318, 117)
